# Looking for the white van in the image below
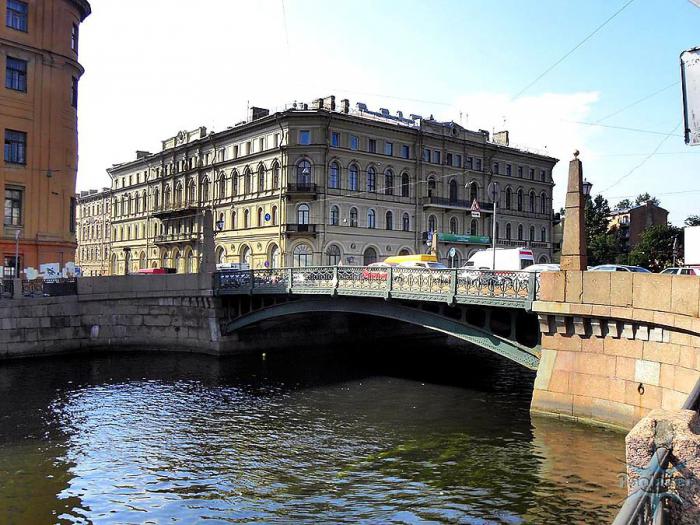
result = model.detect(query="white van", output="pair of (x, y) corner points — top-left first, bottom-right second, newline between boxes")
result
(463, 248), (534, 271)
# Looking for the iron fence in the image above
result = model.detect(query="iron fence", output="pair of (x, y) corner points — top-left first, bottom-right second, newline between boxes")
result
(213, 266), (538, 306)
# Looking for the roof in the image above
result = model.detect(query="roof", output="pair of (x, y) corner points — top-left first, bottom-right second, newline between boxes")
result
(69, 0), (91, 21)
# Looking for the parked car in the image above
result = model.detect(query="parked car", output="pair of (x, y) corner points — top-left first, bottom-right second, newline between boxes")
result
(523, 263), (560, 273)
(590, 264), (651, 273)
(463, 248), (535, 271)
(659, 267), (700, 276)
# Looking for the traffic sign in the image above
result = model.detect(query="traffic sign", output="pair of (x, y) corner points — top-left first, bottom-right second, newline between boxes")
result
(470, 199), (481, 218)
(448, 247), (456, 258)
(264, 213), (271, 222)
(487, 182), (500, 204)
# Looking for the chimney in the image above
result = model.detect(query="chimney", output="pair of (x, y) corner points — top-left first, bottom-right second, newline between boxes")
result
(248, 106), (270, 121)
(135, 150), (151, 159)
(493, 130), (509, 146)
(341, 99), (350, 113)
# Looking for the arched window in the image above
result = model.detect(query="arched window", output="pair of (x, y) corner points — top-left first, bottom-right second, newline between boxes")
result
(506, 223), (512, 240)
(241, 246), (251, 267)
(329, 162), (340, 189)
(402, 213), (410, 231)
(363, 247), (378, 265)
(428, 215), (437, 232)
(517, 224), (524, 241)
(232, 171), (239, 195)
(297, 203), (309, 225)
(349, 207), (358, 227)
(540, 192), (547, 214)
(218, 175), (226, 199)
(272, 163), (280, 189)
(297, 159), (312, 186)
(529, 225), (535, 241)
(470, 219), (478, 236)
(201, 178), (210, 202)
(399, 248), (411, 256)
(270, 244), (281, 268)
(495, 222), (500, 240)
(257, 207), (263, 226)
(330, 205), (339, 226)
(244, 209), (250, 229)
(153, 188), (160, 209)
(187, 180), (195, 203)
(293, 243), (313, 267)
(367, 167), (376, 192)
(449, 180), (458, 202)
(529, 191), (535, 212)
(401, 173), (410, 197)
(469, 182), (478, 203)
(505, 188), (512, 210)
(427, 176), (436, 196)
(449, 216), (457, 234)
(231, 210), (237, 230)
(185, 250), (194, 274)
(271, 206), (278, 226)
(384, 169), (393, 195)
(258, 165), (266, 192)
(142, 191), (147, 212)
(517, 189), (523, 211)
(244, 168), (251, 194)
(326, 244), (341, 265)
(541, 227), (547, 242)
(349, 164), (358, 191)
(367, 209), (376, 229)
(386, 211), (393, 230)
(216, 246), (226, 264)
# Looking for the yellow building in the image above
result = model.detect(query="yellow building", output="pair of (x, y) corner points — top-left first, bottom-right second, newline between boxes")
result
(105, 97), (557, 275)
(75, 187), (111, 275)
(1, 0), (91, 275)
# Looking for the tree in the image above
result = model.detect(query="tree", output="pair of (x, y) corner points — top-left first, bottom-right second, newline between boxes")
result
(628, 224), (682, 272)
(634, 193), (660, 207)
(584, 194), (624, 266)
(615, 198), (632, 210)
(685, 215), (700, 227)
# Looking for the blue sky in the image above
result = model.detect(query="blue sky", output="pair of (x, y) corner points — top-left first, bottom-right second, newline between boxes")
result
(78, 0), (700, 224)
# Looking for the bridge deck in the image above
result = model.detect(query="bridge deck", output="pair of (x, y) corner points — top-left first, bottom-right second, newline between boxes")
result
(214, 267), (538, 309)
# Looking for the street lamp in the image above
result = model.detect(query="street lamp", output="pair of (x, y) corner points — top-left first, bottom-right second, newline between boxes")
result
(582, 178), (593, 197)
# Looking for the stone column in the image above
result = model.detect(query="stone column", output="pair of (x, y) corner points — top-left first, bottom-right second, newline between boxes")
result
(560, 151), (587, 271)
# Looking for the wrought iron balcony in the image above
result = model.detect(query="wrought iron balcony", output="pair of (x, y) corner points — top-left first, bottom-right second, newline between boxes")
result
(286, 183), (317, 194)
(283, 223), (317, 236)
(154, 232), (202, 244)
(152, 203), (200, 219)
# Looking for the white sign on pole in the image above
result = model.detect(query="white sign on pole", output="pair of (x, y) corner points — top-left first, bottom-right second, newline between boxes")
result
(470, 199), (481, 218)
(681, 47), (700, 146)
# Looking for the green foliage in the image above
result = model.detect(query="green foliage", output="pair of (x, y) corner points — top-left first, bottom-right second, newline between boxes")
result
(628, 224), (682, 272)
(615, 198), (632, 210)
(584, 194), (624, 266)
(685, 215), (700, 227)
(634, 193), (660, 207)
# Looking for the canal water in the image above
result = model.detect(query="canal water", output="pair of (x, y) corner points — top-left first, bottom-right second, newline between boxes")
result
(0, 344), (627, 524)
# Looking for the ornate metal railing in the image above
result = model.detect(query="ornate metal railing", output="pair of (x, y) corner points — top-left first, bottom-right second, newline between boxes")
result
(612, 377), (700, 525)
(20, 278), (78, 298)
(1, 278), (14, 298)
(213, 266), (538, 307)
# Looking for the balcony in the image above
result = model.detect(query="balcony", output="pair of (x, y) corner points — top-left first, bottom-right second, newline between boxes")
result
(283, 223), (318, 237)
(152, 203), (200, 219)
(286, 183), (317, 198)
(422, 196), (494, 213)
(154, 232), (202, 244)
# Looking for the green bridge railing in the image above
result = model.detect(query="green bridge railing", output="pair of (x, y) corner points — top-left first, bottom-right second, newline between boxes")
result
(213, 266), (538, 309)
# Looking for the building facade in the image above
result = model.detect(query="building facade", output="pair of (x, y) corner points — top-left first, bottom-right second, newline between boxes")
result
(1, 0), (91, 276)
(608, 201), (669, 253)
(105, 97), (557, 275)
(75, 187), (111, 275)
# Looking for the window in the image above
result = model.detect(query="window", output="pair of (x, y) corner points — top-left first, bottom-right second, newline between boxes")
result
(330, 205), (339, 226)
(428, 215), (437, 232)
(71, 77), (78, 108)
(506, 223), (512, 240)
(402, 213), (410, 231)
(455, 154), (462, 167)
(401, 145), (410, 159)
(272, 163), (280, 189)
(384, 169), (393, 195)
(423, 148), (430, 162)
(401, 173), (409, 197)
(529, 168), (535, 180)
(367, 209), (376, 229)
(218, 176), (226, 198)
(350, 135), (359, 150)
(446, 153), (453, 166)
(4, 129), (26, 164)
(475, 158), (482, 171)
(468, 182), (478, 203)
(293, 243), (313, 267)
(434, 151), (441, 164)
(540, 192), (547, 214)
(327, 245), (341, 265)
(367, 167), (376, 192)
(517, 190), (523, 211)
(6, 0), (28, 32)
(541, 227), (547, 242)
(5, 57), (27, 92)
(529, 191), (535, 212)
(449, 180), (458, 202)
(4, 187), (22, 225)
(331, 132), (340, 147)
(529, 226), (535, 241)
(349, 207), (358, 227)
(449, 216), (457, 234)
(470, 219), (478, 236)
(466, 156), (473, 169)
(71, 23), (79, 52)
(299, 130), (310, 145)
(368, 139), (376, 153)
(329, 162), (340, 189)
(384, 142), (393, 156)
(297, 203), (309, 225)
(271, 206), (278, 225)
(363, 247), (377, 265)
(493, 162), (499, 175)
(506, 164), (512, 176)
(505, 188), (512, 210)
(258, 165), (265, 192)
(518, 166), (523, 178)
(296, 159), (312, 186)
(244, 209), (250, 228)
(349, 164), (358, 191)
(540, 169), (546, 182)
(4, 255), (21, 276)
(517, 224), (524, 241)
(258, 137), (265, 152)
(385, 211), (393, 230)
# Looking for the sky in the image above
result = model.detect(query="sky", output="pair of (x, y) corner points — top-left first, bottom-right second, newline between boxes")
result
(77, 0), (700, 225)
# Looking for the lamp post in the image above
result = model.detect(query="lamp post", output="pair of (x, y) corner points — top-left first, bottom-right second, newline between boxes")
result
(560, 150), (588, 271)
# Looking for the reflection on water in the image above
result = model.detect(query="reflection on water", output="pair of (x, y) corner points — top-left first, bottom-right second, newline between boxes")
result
(0, 345), (626, 524)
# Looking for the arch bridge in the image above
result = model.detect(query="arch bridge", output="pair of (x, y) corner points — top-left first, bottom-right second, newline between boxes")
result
(213, 266), (541, 369)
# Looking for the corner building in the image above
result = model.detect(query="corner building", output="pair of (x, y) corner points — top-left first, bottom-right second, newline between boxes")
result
(106, 97), (557, 274)
(1, 0), (91, 274)
(75, 187), (111, 275)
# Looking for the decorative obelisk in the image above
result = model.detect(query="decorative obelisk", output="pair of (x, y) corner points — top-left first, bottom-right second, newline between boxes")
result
(560, 150), (587, 271)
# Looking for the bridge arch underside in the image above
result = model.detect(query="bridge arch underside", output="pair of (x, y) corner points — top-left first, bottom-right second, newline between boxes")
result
(220, 296), (541, 370)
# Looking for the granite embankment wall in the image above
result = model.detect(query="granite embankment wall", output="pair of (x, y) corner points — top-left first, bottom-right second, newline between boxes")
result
(0, 274), (221, 358)
(531, 271), (700, 429)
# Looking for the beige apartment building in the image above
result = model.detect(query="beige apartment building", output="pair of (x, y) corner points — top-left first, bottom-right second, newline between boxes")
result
(75, 187), (111, 275)
(104, 97), (557, 275)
